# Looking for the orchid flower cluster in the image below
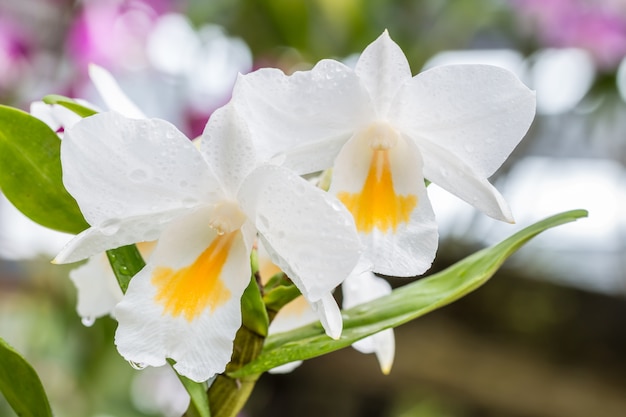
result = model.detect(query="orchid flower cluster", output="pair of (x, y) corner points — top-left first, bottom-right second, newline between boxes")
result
(51, 30), (535, 380)
(2, 30), (583, 417)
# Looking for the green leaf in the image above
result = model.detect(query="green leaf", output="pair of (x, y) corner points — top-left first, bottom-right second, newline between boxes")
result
(166, 359), (211, 417)
(180, 376), (211, 417)
(229, 209), (588, 378)
(0, 105), (89, 234)
(262, 273), (301, 315)
(106, 244), (146, 294)
(43, 94), (98, 118)
(0, 337), (53, 417)
(240, 250), (269, 337)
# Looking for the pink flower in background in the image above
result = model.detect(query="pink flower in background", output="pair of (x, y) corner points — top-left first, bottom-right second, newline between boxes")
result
(67, 0), (176, 73)
(514, 0), (626, 70)
(0, 18), (33, 91)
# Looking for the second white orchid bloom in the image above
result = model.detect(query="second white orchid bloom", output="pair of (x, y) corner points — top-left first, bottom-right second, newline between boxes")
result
(233, 30), (536, 277)
(54, 104), (362, 382)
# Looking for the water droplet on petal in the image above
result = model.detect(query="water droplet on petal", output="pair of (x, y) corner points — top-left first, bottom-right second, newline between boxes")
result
(81, 316), (95, 327)
(129, 169), (149, 182)
(129, 361), (147, 370)
(100, 219), (121, 236)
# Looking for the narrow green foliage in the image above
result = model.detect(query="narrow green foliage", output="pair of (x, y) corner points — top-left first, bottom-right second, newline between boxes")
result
(0, 105), (89, 233)
(230, 209), (588, 378)
(0, 337), (53, 417)
(166, 359), (211, 417)
(262, 273), (301, 317)
(240, 250), (270, 337)
(106, 244), (146, 294)
(43, 94), (98, 118)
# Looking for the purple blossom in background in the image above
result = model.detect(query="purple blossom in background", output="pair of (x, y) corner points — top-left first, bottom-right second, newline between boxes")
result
(514, 0), (626, 70)
(67, 0), (176, 73)
(0, 18), (33, 91)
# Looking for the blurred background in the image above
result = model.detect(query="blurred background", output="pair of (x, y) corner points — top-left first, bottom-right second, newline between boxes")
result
(1, 0), (625, 416)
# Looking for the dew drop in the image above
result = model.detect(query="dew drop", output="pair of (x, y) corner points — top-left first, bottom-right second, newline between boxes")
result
(129, 361), (147, 370)
(81, 316), (95, 327)
(100, 219), (121, 236)
(130, 168), (149, 182)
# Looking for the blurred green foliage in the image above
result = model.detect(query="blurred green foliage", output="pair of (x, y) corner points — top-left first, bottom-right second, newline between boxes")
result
(187, 0), (518, 69)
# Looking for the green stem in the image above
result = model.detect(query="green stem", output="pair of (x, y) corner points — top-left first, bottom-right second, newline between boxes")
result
(207, 325), (264, 417)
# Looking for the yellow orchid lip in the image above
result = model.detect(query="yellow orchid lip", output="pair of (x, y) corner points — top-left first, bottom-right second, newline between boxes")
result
(337, 147), (417, 234)
(151, 231), (237, 322)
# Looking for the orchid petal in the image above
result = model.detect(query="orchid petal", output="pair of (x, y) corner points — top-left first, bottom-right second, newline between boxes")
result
(88, 64), (146, 119)
(232, 63), (374, 174)
(62, 112), (220, 227)
(309, 292), (343, 340)
(69, 254), (123, 322)
(343, 270), (395, 374)
(391, 64), (535, 178)
(200, 103), (257, 196)
(239, 164), (362, 302)
(267, 361), (303, 374)
(330, 132), (438, 276)
(115, 207), (252, 382)
(54, 209), (189, 264)
(355, 30), (412, 116)
(417, 138), (514, 222)
(355, 328), (395, 374)
(30, 101), (83, 132)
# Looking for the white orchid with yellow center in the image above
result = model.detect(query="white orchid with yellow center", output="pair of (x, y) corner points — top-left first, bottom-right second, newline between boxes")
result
(233, 30), (536, 277)
(53, 103), (362, 382)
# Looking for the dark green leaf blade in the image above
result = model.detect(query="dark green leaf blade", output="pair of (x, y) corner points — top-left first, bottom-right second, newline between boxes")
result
(240, 250), (269, 337)
(106, 244), (146, 294)
(230, 209), (588, 378)
(179, 375), (211, 417)
(0, 105), (89, 233)
(0, 337), (53, 417)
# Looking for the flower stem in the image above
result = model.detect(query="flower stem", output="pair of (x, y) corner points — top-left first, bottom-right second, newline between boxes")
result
(206, 325), (264, 417)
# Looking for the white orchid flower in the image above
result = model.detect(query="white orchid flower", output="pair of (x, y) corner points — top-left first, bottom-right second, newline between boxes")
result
(53, 103), (362, 382)
(232, 30), (536, 278)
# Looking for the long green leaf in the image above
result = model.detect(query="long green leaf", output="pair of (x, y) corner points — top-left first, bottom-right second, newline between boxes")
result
(240, 250), (269, 337)
(230, 209), (588, 378)
(179, 375), (211, 417)
(0, 105), (89, 233)
(42, 95), (98, 118)
(0, 337), (53, 417)
(106, 244), (146, 294)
